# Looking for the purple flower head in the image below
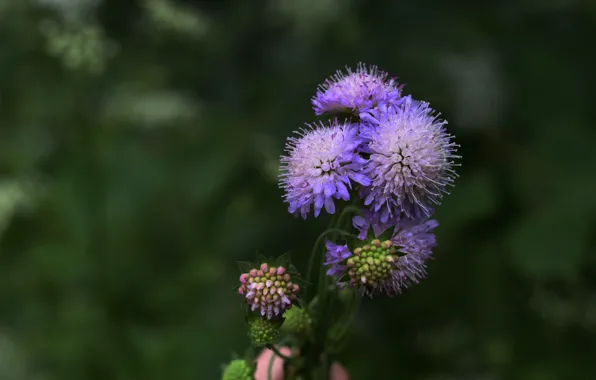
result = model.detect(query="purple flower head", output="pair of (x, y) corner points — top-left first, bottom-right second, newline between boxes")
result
(312, 63), (403, 117)
(324, 216), (439, 297)
(360, 96), (459, 221)
(238, 263), (300, 320)
(324, 240), (351, 277)
(387, 217), (439, 294)
(279, 121), (370, 219)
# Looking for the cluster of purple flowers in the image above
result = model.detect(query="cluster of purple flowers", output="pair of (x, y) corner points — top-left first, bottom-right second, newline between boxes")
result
(279, 63), (460, 296)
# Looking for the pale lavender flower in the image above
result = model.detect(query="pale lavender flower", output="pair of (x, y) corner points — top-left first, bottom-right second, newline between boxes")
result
(279, 121), (370, 219)
(360, 96), (459, 221)
(325, 214), (439, 297)
(312, 63), (403, 117)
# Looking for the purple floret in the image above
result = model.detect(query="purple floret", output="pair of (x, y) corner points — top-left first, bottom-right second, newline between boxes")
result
(279, 121), (370, 219)
(312, 63), (403, 117)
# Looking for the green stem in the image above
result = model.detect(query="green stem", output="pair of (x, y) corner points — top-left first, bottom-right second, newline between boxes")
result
(267, 344), (293, 361)
(305, 229), (352, 295)
(336, 205), (361, 231)
(267, 353), (275, 380)
(329, 295), (361, 350)
(302, 205), (362, 380)
(317, 206), (359, 300)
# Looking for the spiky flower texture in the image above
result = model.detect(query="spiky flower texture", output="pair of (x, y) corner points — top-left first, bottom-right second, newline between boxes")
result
(238, 263), (299, 319)
(280, 122), (370, 219)
(312, 63), (403, 116)
(360, 96), (459, 220)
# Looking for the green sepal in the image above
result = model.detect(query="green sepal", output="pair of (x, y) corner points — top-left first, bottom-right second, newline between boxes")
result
(236, 260), (255, 274)
(273, 251), (292, 268)
(255, 251), (269, 265)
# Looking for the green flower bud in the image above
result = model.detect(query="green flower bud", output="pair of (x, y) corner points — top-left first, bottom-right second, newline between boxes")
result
(282, 307), (312, 337)
(248, 318), (280, 346)
(221, 359), (252, 380)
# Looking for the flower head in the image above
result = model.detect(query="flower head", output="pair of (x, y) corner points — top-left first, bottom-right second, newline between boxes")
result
(279, 121), (370, 218)
(312, 63), (403, 116)
(325, 216), (439, 296)
(248, 318), (281, 346)
(238, 263), (299, 319)
(360, 96), (459, 221)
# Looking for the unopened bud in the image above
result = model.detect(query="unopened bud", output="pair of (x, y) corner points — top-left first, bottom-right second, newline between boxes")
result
(248, 318), (280, 346)
(282, 307), (313, 337)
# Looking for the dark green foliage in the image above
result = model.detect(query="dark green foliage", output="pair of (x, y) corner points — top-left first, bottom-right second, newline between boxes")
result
(0, 0), (595, 379)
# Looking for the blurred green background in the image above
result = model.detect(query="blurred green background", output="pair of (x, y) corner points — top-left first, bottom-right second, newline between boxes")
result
(1, 0), (595, 379)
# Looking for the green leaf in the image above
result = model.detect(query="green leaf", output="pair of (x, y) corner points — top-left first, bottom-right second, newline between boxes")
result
(506, 202), (590, 279)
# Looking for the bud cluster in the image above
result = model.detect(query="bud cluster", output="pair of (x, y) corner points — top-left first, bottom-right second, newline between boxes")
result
(238, 263), (300, 319)
(347, 239), (397, 288)
(248, 318), (281, 346)
(282, 307), (313, 337)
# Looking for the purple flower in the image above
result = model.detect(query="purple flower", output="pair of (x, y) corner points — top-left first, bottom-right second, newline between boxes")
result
(352, 208), (395, 241)
(325, 214), (439, 297)
(312, 63), (403, 117)
(279, 121), (370, 219)
(360, 96), (459, 221)
(387, 218), (439, 294)
(324, 240), (351, 277)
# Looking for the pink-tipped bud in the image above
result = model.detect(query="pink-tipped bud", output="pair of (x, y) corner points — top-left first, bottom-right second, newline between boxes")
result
(239, 263), (298, 320)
